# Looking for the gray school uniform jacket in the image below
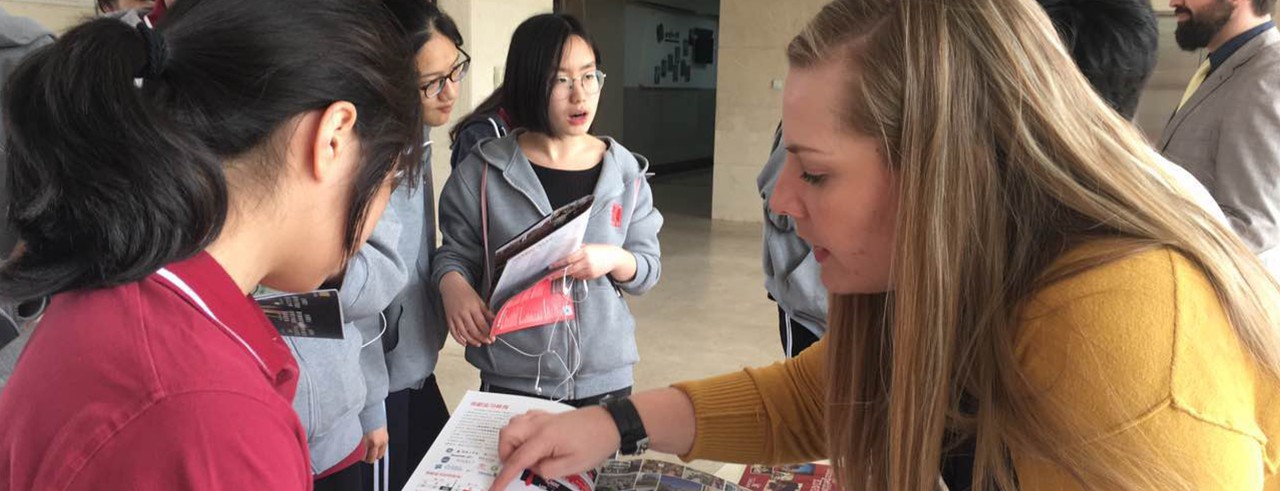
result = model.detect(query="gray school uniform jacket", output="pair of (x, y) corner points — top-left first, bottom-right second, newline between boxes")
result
(381, 142), (448, 394)
(758, 127), (828, 338)
(287, 141), (443, 475)
(433, 134), (663, 400)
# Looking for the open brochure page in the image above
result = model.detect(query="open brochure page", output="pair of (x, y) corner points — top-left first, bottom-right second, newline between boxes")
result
(404, 391), (589, 491)
(595, 459), (749, 491)
(737, 464), (834, 491)
(491, 210), (590, 308)
(404, 392), (763, 491)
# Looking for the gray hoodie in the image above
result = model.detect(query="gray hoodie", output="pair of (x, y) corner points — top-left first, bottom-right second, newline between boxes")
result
(0, 6), (53, 256)
(433, 133), (663, 400)
(380, 142), (447, 394)
(758, 126), (828, 338)
(286, 142), (441, 475)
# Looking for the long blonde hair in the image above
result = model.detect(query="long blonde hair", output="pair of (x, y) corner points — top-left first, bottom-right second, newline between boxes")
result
(788, 0), (1280, 489)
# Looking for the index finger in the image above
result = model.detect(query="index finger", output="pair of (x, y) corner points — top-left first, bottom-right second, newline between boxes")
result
(497, 414), (533, 461)
(490, 440), (550, 491)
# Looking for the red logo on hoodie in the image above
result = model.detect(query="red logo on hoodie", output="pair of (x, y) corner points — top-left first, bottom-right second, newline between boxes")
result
(611, 203), (623, 228)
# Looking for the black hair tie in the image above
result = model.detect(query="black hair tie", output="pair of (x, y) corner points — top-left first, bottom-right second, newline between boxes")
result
(135, 21), (168, 80)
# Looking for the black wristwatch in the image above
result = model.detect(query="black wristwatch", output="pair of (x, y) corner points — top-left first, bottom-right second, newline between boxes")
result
(600, 397), (650, 456)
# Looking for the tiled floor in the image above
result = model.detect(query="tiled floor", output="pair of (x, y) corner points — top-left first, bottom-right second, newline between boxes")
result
(432, 168), (785, 469)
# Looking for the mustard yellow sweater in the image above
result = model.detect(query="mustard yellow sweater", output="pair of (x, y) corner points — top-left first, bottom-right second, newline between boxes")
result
(674, 246), (1280, 488)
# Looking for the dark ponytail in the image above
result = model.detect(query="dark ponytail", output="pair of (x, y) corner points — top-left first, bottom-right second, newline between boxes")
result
(1, 0), (423, 301)
(449, 86), (506, 144)
(2, 19), (225, 301)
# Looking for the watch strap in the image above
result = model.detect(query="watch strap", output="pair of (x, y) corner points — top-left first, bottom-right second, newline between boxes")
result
(600, 397), (649, 455)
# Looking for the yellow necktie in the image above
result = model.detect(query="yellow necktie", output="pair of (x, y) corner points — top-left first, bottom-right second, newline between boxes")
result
(1177, 59), (1212, 111)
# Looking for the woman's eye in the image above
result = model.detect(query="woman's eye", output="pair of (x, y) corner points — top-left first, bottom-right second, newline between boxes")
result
(800, 172), (827, 185)
(556, 77), (572, 84)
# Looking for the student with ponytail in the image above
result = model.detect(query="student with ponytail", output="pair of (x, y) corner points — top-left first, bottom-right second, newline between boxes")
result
(0, 0), (422, 488)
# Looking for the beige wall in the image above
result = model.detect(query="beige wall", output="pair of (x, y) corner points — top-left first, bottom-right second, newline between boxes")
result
(710, 0), (825, 222)
(0, 0), (92, 33)
(432, 0), (552, 201)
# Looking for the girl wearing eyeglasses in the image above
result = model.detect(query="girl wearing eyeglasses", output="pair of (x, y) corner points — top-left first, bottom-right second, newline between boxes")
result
(301, 1), (468, 490)
(434, 13), (664, 408)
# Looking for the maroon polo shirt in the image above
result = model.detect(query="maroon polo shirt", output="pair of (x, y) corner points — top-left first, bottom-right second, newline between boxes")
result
(0, 252), (312, 490)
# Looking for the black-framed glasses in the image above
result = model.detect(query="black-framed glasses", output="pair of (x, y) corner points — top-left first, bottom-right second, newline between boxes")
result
(420, 49), (471, 99)
(551, 70), (607, 100)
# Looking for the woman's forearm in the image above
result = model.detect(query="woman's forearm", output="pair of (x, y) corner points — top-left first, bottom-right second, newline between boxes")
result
(628, 387), (697, 455)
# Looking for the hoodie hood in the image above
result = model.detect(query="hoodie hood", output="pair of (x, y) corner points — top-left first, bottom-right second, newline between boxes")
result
(0, 7), (53, 50)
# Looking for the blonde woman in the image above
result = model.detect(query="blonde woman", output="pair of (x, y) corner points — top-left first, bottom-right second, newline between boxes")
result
(487, 0), (1280, 489)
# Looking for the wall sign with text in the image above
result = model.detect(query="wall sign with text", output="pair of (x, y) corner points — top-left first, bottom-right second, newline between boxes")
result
(623, 4), (718, 90)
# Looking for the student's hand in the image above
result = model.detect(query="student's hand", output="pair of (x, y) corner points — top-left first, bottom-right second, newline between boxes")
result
(362, 427), (389, 463)
(490, 408), (621, 491)
(441, 272), (494, 347)
(551, 245), (629, 281)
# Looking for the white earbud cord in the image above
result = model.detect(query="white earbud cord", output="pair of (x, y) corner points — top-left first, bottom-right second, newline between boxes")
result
(493, 267), (590, 402)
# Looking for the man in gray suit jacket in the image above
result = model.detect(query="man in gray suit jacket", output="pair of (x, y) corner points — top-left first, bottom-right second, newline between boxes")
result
(1160, 0), (1280, 276)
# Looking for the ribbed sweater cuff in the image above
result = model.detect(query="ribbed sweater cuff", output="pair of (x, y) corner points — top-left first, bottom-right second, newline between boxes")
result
(672, 370), (769, 463)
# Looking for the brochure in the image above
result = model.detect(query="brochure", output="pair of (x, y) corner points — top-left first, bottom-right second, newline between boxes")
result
(490, 196), (593, 308)
(254, 289), (345, 339)
(489, 274), (577, 337)
(737, 464), (835, 491)
(404, 391), (590, 491)
(404, 391), (750, 491)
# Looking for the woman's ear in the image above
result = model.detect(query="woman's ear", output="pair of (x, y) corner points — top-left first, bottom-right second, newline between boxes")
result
(308, 101), (360, 182)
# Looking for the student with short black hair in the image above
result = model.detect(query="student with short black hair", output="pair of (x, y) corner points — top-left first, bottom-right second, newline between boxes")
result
(1037, 0), (1158, 119)
(434, 13), (663, 407)
(0, 0), (422, 488)
(1034, 0), (1227, 224)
